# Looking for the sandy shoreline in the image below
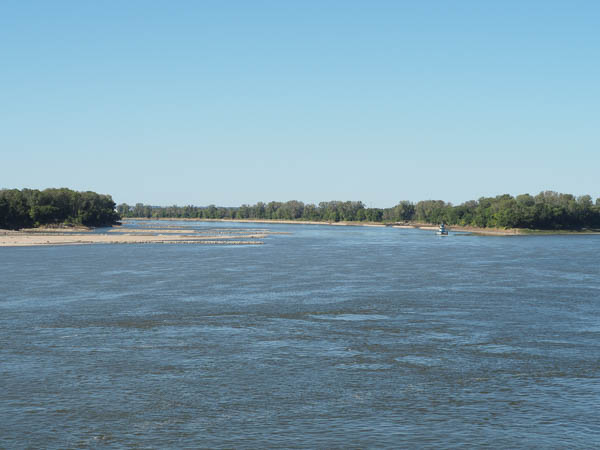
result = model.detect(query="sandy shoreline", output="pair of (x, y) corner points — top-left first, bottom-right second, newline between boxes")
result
(18, 226), (93, 233)
(2, 219), (597, 247)
(126, 217), (387, 227)
(445, 225), (522, 236)
(0, 229), (268, 247)
(125, 217), (527, 235)
(126, 218), (600, 235)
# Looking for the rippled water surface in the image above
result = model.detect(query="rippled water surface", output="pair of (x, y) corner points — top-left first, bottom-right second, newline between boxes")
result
(1, 222), (599, 448)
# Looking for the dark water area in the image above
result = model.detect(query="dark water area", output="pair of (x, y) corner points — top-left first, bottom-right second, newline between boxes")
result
(1, 221), (599, 448)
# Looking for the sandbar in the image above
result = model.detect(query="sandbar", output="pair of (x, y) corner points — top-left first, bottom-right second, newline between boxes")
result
(0, 230), (268, 247)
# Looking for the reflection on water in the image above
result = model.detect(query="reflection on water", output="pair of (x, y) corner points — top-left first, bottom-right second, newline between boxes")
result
(1, 222), (599, 447)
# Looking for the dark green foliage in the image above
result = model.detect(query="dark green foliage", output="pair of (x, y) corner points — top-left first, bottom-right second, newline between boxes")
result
(408, 191), (600, 230)
(0, 188), (119, 230)
(117, 191), (600, 230)
(3, 188), (597, 230)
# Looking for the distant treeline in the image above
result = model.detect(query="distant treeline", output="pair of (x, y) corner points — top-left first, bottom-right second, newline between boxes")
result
(0, 188), (119, 230)
(118, 191), (600, 230)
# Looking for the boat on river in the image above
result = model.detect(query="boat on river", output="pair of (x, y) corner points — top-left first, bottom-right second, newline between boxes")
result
(436, 223), (449, 235)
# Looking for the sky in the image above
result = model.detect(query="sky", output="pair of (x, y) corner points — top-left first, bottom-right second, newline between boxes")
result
(1, 1), (598, 207)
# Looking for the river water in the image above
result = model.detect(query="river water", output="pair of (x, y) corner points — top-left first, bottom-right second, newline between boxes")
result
(1, 221), (599, 448)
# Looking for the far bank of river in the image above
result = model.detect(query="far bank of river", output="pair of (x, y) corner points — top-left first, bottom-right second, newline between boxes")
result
(123, 217), (599, 236)
(2, 220), (598, 247)
(124, 217), (525, 235)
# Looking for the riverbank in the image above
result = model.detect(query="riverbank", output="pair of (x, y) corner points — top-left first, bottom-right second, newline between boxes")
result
(125, 217), (387, 227)
(125, 217), (600, 235)
(18, 224), (93, 233)
(124, 217), (528, 235)
(0, 227), (270, 247)
(445, 225), (521, 236)
(4, 220), (597, 246)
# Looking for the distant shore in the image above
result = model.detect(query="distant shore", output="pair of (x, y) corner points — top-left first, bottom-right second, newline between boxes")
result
(125, 217), (387, 227)
(123, 217), (523, 235)
(2, 219), (598, 247)
(123, 217), (600, 236)
(124, 217), (520, 234)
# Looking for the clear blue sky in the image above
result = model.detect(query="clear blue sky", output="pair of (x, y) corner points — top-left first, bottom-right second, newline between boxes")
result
(1, 1), (598, 206)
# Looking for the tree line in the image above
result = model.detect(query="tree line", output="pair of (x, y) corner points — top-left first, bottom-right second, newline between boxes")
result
(0, 188), (120, 230)
(118, 191), (600, 230)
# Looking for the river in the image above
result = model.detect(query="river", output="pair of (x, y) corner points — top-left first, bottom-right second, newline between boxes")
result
(1, 221), (598, 447)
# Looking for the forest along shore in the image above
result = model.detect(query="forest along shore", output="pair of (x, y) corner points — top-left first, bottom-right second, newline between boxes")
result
(0, 227), (277, 247)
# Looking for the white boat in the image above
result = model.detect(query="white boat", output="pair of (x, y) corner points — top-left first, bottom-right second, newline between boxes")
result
(436, 223), (449, 235)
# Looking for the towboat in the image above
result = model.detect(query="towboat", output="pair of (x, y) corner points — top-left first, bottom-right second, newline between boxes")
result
(436, 223), (449, 235)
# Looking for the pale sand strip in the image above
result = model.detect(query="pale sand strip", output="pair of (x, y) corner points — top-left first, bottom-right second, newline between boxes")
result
(107, 228), (289, 235)
(107, 228), (199, 233)
(18, 226), (92, 233)
(123, 217), (520, 234)
(113, 226), (291, 236)
(445, 226), (521, 235)
(0, 231), (266, 247)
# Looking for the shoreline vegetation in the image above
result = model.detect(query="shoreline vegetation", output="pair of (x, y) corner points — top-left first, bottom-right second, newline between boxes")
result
(0, 188), (119, 230)
(118, 191), (600, 234)
(2, 188), (600, 238)
(2, 218), (596, 247)
(123, 217), (600, 235)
